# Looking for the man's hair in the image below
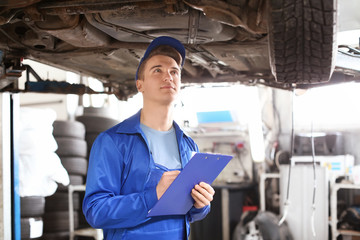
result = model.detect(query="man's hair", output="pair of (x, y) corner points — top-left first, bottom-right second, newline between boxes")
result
(137, 45), (182, 80)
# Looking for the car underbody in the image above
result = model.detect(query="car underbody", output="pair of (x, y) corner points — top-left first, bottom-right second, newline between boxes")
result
(0, 0), (359, 99)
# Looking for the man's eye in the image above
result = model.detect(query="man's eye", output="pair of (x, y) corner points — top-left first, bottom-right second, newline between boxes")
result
(154, 68), (161, 73)
(171, 70), (179, 75)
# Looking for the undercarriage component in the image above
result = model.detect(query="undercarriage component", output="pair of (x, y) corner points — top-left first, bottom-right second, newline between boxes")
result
(0, 59), (116, 96)
(0, 0), (358, 99)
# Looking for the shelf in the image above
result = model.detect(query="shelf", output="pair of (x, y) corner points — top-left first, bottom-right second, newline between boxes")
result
(68, 185), (103, 240)
(73, 228), (103, 238)
(338, 229), (360, 236)
(333, 183), (360, 191)
(330, 182), (360, 240)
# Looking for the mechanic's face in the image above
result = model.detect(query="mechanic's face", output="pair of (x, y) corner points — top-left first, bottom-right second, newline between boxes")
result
(137, 55), (181, 105)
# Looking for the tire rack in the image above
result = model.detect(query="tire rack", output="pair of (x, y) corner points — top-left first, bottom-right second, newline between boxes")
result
(72, 108), (119, 239)
(68, 185), (103, 240)
(42, 120), (88, 239)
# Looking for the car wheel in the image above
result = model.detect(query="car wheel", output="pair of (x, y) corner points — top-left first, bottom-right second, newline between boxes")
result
(267, 0), (338, 85)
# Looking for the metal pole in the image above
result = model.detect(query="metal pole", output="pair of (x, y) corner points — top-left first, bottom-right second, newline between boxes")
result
(0, 93), (13, 239)
(69, 185), (75, 240)
(221, 188), (229, 240)
(260, 173), (280, 211)
(11, 93), (21, 240)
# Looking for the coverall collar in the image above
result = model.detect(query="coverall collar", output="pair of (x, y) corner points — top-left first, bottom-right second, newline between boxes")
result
(115, 109), (187, 139)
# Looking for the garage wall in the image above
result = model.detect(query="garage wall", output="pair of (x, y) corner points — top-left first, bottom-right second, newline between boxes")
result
(273, 87), (360, 165)
(344, 131), (360, 164)
(19, 93), (68, 120)
(18, 59), (73, 121)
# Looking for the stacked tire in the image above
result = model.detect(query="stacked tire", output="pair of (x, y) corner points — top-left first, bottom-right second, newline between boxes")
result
(21, 196), (45, 239)
(42, 120), (88, 240)
(76, 107), (119, 158)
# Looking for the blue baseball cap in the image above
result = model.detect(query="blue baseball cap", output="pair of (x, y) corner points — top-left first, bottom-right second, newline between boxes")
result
(135, 36), (186, 80)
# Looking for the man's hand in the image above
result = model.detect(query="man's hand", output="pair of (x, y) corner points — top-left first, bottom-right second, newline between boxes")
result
(156, 170), (180, 200)
(191, 182), (215, 209)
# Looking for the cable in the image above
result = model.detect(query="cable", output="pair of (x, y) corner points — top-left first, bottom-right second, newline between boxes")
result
(310, 90), (317, 237)
(278, 88), (295, 226)
(338, 45), (360, 58)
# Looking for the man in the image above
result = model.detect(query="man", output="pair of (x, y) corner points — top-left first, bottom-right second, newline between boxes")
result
(83, 36), (215, 239)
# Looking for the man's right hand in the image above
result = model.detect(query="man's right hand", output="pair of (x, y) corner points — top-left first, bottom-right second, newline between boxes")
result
(156, 170), (180, 199)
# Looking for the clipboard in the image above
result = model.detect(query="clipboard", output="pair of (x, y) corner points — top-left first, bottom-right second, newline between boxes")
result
(147, 152), (233, 217)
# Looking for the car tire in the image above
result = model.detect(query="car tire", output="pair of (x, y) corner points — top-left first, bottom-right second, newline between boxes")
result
(45, 192), (80, 212)
(53, 121), (86, 139)
(40, 231), (69, 240)
(60, 157), (88, 176)
(255, 211), (293, 240)
(267, 0), (338, 85)
(55, 137), (87, 158)
(21, 196), (45, 218)
(43, 211), (79, 233)
(83, 107), (112, 117)
(85, 132), (99, 152)
(76, 115), (118, 133)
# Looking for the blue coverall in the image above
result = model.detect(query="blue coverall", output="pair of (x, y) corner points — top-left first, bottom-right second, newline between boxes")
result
(83, 110), (210, 239)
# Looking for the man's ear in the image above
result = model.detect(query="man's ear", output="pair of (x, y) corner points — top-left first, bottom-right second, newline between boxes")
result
(136, 79), (144, 92)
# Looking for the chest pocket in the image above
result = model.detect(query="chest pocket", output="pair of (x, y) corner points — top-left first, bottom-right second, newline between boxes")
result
(144, 163), (168, 191)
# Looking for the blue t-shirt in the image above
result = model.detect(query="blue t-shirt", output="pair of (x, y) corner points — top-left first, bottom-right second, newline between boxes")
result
(140, 124), (181, 170)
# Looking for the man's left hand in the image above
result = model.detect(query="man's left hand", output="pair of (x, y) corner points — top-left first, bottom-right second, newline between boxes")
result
(191, 182), (215, 209)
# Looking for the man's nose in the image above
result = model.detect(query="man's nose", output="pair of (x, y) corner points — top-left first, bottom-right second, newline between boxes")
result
(163, 70), (173, 81)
